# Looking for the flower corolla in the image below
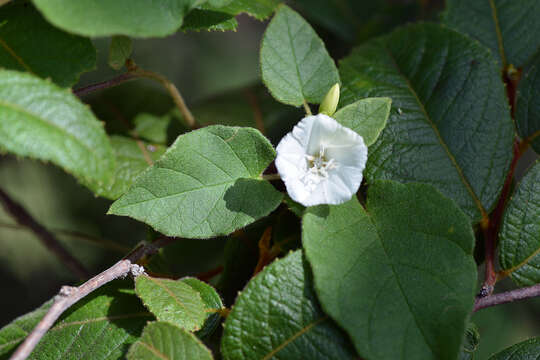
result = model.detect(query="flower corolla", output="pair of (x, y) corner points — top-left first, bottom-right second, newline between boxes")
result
(275, 113), (367, 207)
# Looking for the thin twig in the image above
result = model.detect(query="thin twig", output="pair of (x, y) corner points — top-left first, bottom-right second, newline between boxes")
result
(74, 62), (197, 129)
(0, 188), (90, 279)
(9, 236), (176, 360)
(73, 72), (138, 97)
(474, 283), (540, 312)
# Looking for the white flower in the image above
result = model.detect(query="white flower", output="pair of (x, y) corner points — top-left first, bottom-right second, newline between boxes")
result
(275, 113), (368, 207)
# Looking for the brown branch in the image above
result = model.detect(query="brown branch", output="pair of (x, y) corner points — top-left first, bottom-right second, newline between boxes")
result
(73, 72), (138, 97)
(9, 236), (177, 360)
(479, 139), (523, 297)
(474, 283), (540, 312)
(74, 61), (197, 129)
(0, 188), (90, 280)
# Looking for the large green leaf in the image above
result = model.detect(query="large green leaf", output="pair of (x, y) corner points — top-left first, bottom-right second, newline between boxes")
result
(499, 161), (540, 286)
(0, 282), (151, 360)
(260, 5), (339, 107)
(0, 2), (95, 87)
(516, 52), (540, 154)
(339, 23), (514, 221)
(203, 0), (280, 20)
(303, 181), (477, 360)
(108, 126), (282, 239)
(0, 70), (115, 196)
(488, 337), (540, 360)
(443, 0), (540, 68)
(32, 0), (199, 38)
(127, 322), (213, 360)
(101, 136), (166, 200)
(333, 97), (391, 146)
(221, 250), (357, 360)
(135, 275), (207, 332)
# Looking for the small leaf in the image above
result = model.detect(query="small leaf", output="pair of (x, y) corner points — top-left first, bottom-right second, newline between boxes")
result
(499, 161), (540, 286)
(303, 180), (477, 360)
(109, 126), (283, 239)
(181, 9), (238, 32)
(488, 337), (540, 360)
(339, 23), (514, 221)
(0, 2), (95, 86)
(135, 275), (207, 332)
(180, 277), (224, 338)
(221, 250), (357, 360)
(516, 52), (540, 154)
(101, 136), (166, 200)
(203, 0), (280, 20)
(0, 282), (151, 360)
(459, 323), (480, 360)
(32, 0), (199, 38)
(0, 70), (115, 196)
(333, 97), (391, 146)
(260, 5), (339, 106)
(127, 321), (213, 360)
(444, 0), (540, 67)
(132, 113), (171, 144)
(108, 35), (132, 70)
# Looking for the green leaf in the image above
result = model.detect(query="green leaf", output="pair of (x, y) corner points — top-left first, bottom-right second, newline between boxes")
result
(339, 23), (514, 221)
(180, 277), (223, 338)
(32, 0), (199, 38)
(132, 113), (171, 144)
(333, 97), (391, 146)
(0, 301), (52, 358)
(127, 321), (213, 360)
(221, 250), (357, 360)
(0, 70), (115, 196)
(108, 35), (132, 70)
(108, 126), (283, 239)
(488, 337), (540, 360)
(499, 161), (540, 286)
(0, 2), (95, 87)
(443, 0), (540, 68)
(516, 52), (540, 154)
(101, 136), (166, 200)
(302, 180), (477, 360)
(260, 5), (339, 106)
(203, 0), (280, 20)
(459, 323), (480, 360)
(181, 9), (238, 32)
(135, 275), (207, 332)
(0, 282), (151, 360)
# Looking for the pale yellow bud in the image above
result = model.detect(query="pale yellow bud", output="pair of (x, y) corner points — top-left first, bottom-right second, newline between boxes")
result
(319, 83), (340, 116)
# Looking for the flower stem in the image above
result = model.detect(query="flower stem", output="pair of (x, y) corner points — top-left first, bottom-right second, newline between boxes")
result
(302, 100), (312, 115)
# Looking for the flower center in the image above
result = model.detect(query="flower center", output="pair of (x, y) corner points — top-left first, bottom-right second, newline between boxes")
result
(302, 147), (338, 189)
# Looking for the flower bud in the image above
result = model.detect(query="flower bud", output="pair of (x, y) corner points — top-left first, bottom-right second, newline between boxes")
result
(319, 83), (340, 116)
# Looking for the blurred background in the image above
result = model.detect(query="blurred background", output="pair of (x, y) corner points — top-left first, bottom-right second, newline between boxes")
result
(1, 1), (538, 358)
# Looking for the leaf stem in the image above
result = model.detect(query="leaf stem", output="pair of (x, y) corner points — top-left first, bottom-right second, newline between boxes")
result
(0, 188), (90, 280)
(302, 100), (312, 115)
(261, 173), (281, 181)
(9, 236), (177, 360)
(474, 283), (540, 312)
